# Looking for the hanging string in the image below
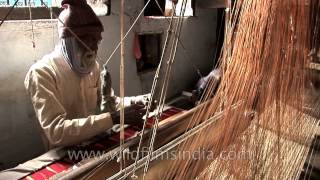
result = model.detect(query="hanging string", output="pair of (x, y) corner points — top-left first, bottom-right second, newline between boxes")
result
(74, 0), (174, 178)
(37, 0), (146, 67)
(153, 0), (203, 78)
(49, 6), (55, 47)
(28, 0), (36, 48)
(131, 0), (191, 177)
(130, 6), (176, 179)
(142, 0), (189, 177)
(103, 0), (153, 66)
(38, 0), (99, 56)
(183, 0), (240, 136)
(129, 1), (190, 177)
(51, 1), (173, 178)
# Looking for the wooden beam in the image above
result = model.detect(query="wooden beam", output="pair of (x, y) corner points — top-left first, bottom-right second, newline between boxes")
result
(0, 7), (61, 20)
(195, 0), (228, 9)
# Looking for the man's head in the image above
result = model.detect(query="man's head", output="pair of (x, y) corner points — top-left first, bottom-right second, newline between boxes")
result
(58, 0), (104, 75)
(58, 0), (103, 45)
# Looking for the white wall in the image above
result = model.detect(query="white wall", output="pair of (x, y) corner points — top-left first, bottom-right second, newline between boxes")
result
(0, 0), (217, 169)
(0, 20), (58, 169)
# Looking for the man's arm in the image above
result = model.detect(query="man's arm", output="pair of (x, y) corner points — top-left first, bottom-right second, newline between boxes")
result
(25, 66), (113, 147)
(100, 65), (150, 112)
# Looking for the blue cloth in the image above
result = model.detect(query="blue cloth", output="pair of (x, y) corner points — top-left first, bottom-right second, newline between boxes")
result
(60, 37), (94, 76)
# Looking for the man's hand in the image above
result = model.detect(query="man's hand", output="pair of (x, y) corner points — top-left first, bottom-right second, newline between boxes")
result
(110, 104), (146, 128)
(101, 64), (112, 96)
(130, 93), (150, 106)
(130, 93), (157, 111)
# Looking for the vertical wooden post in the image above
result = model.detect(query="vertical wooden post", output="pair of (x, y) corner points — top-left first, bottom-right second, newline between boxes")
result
(120, 0), (125, 171)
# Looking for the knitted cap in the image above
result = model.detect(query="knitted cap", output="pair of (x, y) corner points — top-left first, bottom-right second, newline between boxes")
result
(58, 0), (104, 38)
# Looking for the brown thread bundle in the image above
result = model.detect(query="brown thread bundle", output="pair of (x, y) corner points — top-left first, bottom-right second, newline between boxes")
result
(160, 0), (320, 179)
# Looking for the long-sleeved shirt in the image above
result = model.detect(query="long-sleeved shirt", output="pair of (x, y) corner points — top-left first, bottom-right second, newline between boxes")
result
(24, 50), (113, 150)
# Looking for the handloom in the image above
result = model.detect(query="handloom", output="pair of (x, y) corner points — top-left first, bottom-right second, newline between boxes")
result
(0, 0), (320, 179)
(80, 0), (320, 179)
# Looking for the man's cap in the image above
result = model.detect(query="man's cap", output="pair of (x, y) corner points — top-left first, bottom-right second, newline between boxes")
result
(58, 0), (104, 39)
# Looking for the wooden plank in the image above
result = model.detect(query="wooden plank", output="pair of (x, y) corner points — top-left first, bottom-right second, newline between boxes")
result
(0, 7), (61, 20)
(195, 0), (227, 9)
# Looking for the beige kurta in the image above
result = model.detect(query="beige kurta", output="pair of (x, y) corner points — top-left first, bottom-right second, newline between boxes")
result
(24, 50), (113, 150)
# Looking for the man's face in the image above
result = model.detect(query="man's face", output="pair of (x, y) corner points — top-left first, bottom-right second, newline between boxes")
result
(78, 33), (102, 52)
(76, 33), (102, 68)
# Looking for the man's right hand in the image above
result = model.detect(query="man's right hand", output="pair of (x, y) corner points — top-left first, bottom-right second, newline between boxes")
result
(110, 104), (146, 128)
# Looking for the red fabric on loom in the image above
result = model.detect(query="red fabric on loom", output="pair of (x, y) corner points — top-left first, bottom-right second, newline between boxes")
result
(29, 172), (46, 180)
(95, 139), (118, 148)
(30, 167), (55, 180)
(146, 108), (183, 128)
(110, 127), (138, 141)
(49, 161), (71, 172)
(168, 107), (183, 113)
(22, 161), (72, 180)
(22, 107), (183, 180)
(93, 143), (106, 150)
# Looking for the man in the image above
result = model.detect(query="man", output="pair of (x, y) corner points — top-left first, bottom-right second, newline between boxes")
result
(24, 0), (148, 150)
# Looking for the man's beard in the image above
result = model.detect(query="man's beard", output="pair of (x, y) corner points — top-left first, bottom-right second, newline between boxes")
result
(61, 37), (97, 75)
(78, 50), (97, 71)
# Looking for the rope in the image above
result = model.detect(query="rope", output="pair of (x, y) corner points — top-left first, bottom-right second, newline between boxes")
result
(50, 7), (55, 47)
(60, 1), (167, 177)
(131, 0), (192, 176)
(130, 10), (175, 179)
(153, 0), (203, 78)
(28, 0), (36, 48)
(142, 0), (189, 177)
(0, 0), (157, 68)
(103, 0), (153, 66)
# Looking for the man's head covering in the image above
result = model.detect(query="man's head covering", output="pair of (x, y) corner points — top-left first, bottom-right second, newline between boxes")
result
(58, 0), (104, 39)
